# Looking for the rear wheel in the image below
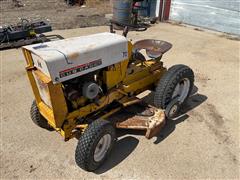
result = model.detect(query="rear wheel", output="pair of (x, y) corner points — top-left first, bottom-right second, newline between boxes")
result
(154, 65), (194, 116)
(75, 119), (116, 172)
(30, 100), (53, 130)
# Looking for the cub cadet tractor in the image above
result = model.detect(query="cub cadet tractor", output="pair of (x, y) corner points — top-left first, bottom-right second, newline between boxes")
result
(22, 28), (194, 172)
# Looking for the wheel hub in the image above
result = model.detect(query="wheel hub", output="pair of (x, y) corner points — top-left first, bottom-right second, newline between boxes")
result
(172, 78), (190, 103)
(169, 104), (178, 117)
(94, 134), (111, 162)
(165, 97), (181, 119)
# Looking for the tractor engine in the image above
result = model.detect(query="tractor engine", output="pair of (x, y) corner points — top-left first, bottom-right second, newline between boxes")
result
(62, 70), (103, 110)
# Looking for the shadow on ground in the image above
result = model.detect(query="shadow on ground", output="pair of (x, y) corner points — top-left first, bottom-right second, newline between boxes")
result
(154, 91), (207, 144)
(95, 136), (139, 174)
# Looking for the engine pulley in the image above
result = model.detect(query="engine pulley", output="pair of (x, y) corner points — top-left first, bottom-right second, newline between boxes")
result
(82, 82), (99, 100)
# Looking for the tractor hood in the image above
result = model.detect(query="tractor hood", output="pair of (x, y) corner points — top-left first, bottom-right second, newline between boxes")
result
(23, 32), (129, 84)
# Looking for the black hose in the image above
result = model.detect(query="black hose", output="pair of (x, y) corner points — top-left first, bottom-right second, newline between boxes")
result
(110, 19), (148, 32)
(0, 34), (6, 44)
(0, 29), (8, 44)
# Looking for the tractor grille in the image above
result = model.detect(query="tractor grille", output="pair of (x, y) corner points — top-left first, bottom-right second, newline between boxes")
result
(33, 71), (52, 109)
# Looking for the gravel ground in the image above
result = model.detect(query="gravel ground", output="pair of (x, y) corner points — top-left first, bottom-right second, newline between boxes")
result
(0, 0), (111, 29)
(0, 23), (239, 179)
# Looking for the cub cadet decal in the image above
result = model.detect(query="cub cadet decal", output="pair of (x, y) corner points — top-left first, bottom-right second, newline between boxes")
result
(59, 59), (102, 78)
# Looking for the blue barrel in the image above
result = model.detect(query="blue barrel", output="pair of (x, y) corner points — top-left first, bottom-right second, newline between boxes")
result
(113, 0), (133, 24)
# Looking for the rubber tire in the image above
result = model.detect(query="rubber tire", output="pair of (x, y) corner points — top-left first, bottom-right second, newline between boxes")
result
(154, 64), (194, 109)
(30, 100), (53, 130)
(75, 119), (116, 172)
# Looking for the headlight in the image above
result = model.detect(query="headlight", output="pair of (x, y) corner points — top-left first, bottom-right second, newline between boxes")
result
(33, 71), (52, 108)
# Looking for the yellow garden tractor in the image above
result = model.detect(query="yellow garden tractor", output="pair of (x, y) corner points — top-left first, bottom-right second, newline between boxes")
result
(23, 28), (194, 172)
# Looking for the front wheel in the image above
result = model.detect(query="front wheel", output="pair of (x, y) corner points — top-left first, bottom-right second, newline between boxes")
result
(30, 100), (53, 130)
(154, 64), (194, 114)
(75, 119), (116, 172)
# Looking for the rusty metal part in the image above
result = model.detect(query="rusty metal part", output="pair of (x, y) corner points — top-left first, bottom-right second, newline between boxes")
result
(137, 107), (154, 116)
(116, 117), (147, 130)
(133, 39), (172, 58)
(145, 109), (165, 139)
(108, 103), (165, 139)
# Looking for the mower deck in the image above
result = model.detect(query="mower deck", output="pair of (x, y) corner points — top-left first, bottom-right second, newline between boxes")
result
(107, 102), (166, 139)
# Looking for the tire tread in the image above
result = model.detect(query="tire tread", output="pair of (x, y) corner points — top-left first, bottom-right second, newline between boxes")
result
(30, 100), (53, 130)
(75, 120), (115, 172)
(154, 64), (194, 108)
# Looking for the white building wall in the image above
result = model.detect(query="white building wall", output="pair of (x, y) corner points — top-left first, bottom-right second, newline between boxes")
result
(170, 0), (240, 35)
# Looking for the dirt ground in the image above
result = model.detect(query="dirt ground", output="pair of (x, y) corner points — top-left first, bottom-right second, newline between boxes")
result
(0, 23), (239, 179)
(0, 0), (111, 29)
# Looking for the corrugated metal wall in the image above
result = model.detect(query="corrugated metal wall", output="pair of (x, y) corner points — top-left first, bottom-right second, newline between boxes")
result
(170, 0), (240, 35)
